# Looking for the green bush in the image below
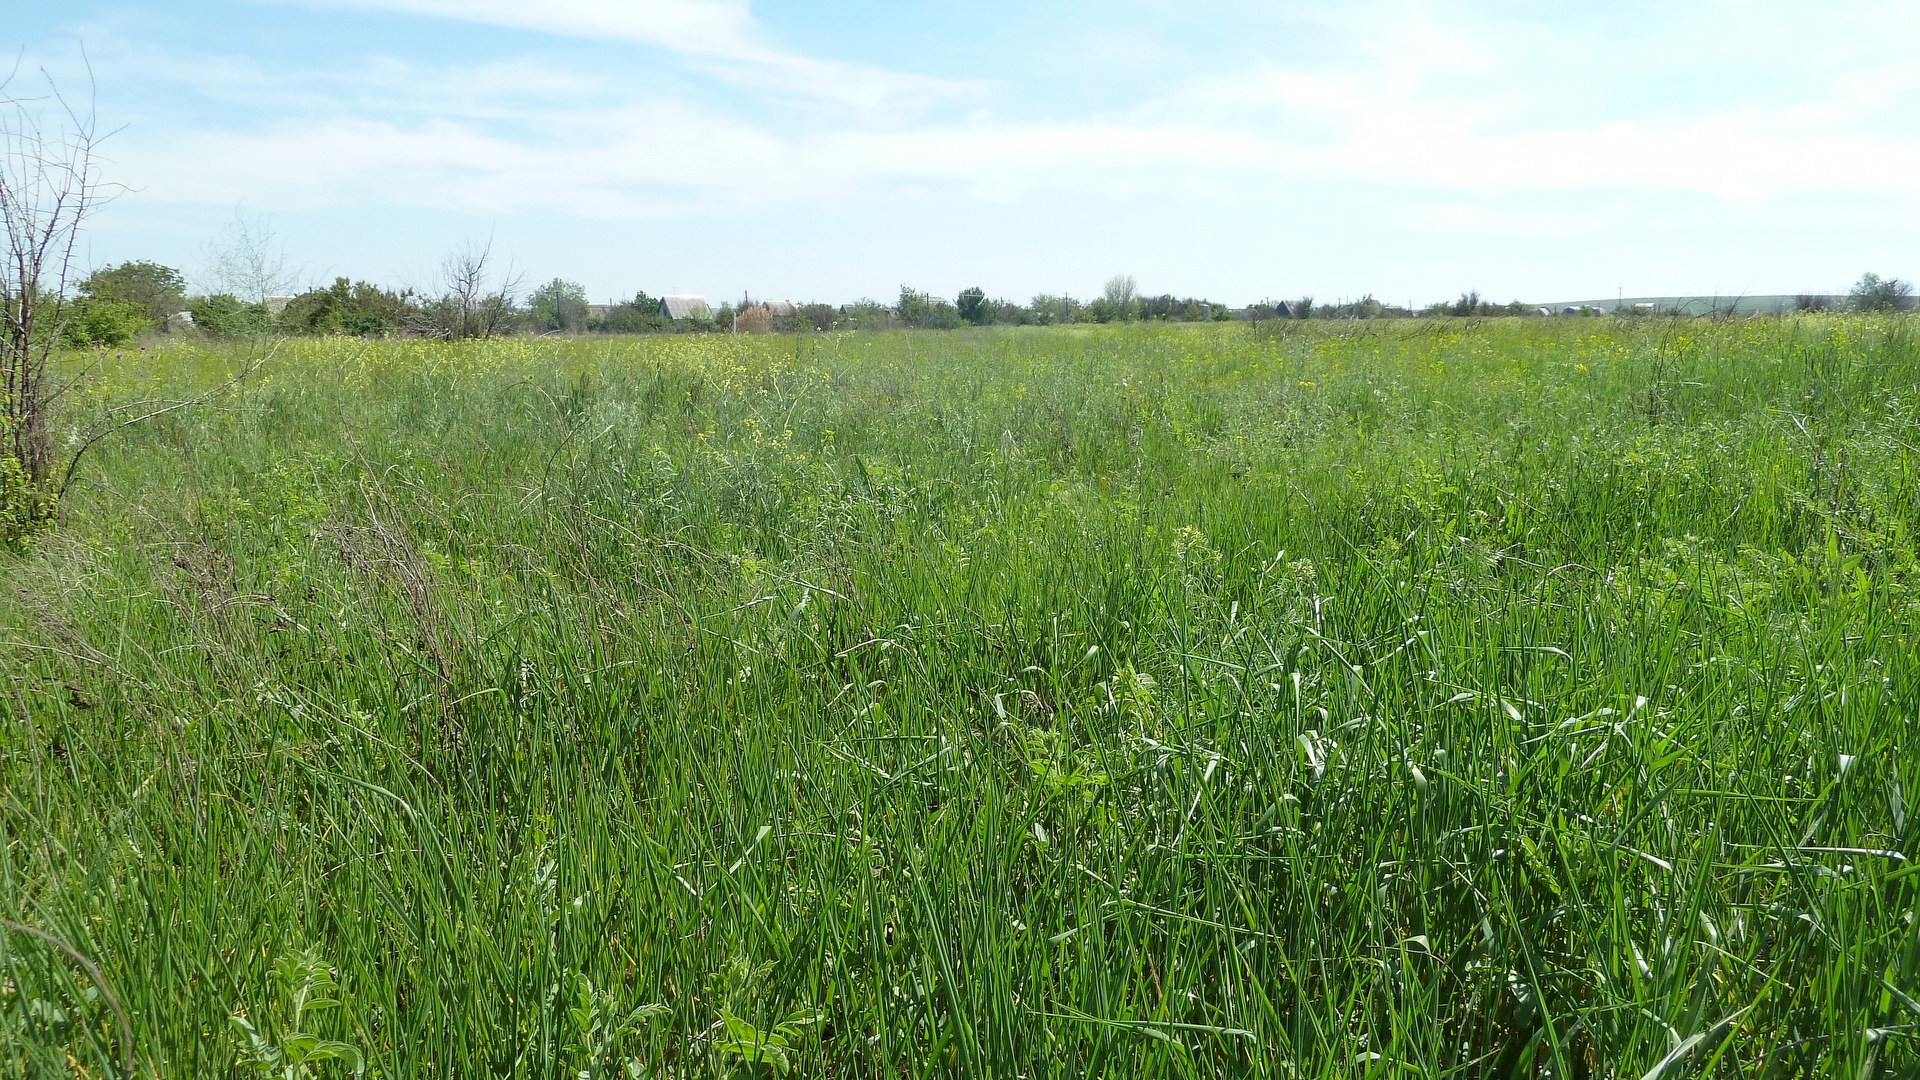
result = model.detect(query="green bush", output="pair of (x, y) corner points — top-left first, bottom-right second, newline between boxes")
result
(591, 297), (666, 334)
(59, 298), (150, 346)
(798, 302), (838, 331)
(278, 278), (413, 336)
(190, 294), (275, 338)
(1850, 272), (1914, 313)
(0, 424), (55, 552)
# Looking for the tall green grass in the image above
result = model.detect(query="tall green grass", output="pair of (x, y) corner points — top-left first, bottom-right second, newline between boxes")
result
(4, 318), (1918, 1076)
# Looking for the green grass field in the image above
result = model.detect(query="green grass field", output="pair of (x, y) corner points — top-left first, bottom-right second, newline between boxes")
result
(5, 318), (1918, 1077)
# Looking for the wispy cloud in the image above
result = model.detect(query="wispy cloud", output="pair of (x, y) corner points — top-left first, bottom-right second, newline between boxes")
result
(300, 0), (978, 111)
(105, 31), (1920, 227)
(32, 0), (1920, 298)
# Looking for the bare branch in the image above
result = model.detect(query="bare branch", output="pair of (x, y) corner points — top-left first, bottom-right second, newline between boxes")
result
(56, 342), (277, 500)
(419, 232), (523, 340)
(203, 205), (299, 303)
(2, 55), (113, 517)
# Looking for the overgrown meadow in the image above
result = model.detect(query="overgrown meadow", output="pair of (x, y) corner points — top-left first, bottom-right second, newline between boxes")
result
(4, 318), (1918, 1077)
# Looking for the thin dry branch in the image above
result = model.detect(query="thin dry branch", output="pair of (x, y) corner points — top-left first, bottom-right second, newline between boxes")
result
(1, 53), (121, 508)
(55, 343), (277, 500)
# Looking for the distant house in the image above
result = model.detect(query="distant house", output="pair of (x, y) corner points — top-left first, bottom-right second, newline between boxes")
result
(763, 301), (799, 329)
(1536, 307), (1554, 317)
(659, 295), (712, 322)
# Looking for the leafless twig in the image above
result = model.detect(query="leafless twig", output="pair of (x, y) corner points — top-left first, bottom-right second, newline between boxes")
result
(1, 53), (119, 515)
(56, 343), (276, 501)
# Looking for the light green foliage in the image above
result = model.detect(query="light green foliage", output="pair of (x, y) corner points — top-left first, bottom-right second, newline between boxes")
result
(190, 292), (276, 338)
(230, 947), (364, 1079)
(4, 317), (1920, 1075)
(530, 278), (591, 335)
(896, 285), (961, 329)
(706, 954), (821, 1075)
(0, 447), (55, 550)
(59, 296), (150, 346)
(561, 973), (667, 1079)
(278, 278), (413, 336)
(955, 286), (991, 326)
(78, 260), (188, 326)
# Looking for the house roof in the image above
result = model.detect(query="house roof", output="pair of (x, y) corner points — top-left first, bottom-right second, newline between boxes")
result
(660, 295), (711, 320)
(763, 300), (798, 317)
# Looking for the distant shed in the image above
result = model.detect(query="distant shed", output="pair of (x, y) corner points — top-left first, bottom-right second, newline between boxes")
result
(659, 295), (712, 322)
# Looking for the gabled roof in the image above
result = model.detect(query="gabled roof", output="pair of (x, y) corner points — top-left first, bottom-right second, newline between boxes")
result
(763, 300), (798, 317)
(659, 295), (711, 320)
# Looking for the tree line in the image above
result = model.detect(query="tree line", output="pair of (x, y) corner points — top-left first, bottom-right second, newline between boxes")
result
(49, 256), (1920, 348)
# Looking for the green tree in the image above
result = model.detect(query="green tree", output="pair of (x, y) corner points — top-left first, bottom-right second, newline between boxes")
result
(79, 261), (187, 327)
(59, 299), (148, 346)
(894, 286), (958, 329)
(798, 303), (838, 331)
(1849, 273), (1913, 313)
(896, 286), (932, 325)
(529, 278), (590, 334)
(955, 286), (991, 325)
(1028, 294), (1080, 325)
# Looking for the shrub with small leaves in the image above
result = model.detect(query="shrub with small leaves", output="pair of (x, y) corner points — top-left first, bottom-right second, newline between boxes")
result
(230, 947), (364, 1079)
(562, 972), (667, 1079)
(0, 424), (56, 551)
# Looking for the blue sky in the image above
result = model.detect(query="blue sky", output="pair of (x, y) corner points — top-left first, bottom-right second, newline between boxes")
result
(18, 1), (1920, 306)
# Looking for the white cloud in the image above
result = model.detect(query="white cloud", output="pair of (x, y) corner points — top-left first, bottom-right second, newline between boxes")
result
(301, 0), (976, 111)
(64, 0), (1920, 300)
(108, 39), (1920, 226)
